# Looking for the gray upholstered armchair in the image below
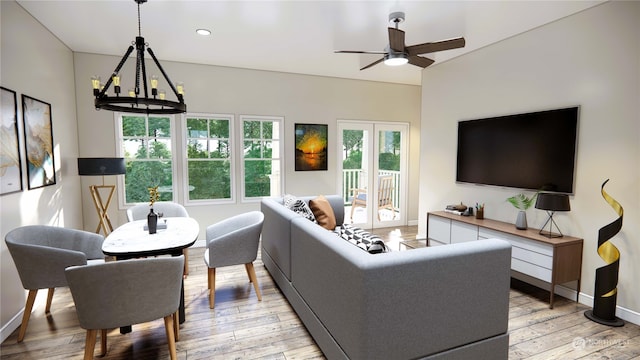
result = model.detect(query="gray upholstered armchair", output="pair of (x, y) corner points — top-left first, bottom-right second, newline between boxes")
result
(126, 201), (191, 275)
(65, 256), (184, 360)
(4, 225), (104, 342)
(204, 211), (264, 309)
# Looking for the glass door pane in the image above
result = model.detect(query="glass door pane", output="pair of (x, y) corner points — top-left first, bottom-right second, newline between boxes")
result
(375, 129), (402, 227)
(340, 124), (372, 228)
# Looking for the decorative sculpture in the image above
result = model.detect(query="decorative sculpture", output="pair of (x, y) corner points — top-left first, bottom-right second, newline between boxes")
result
(584, 179), (624, 326)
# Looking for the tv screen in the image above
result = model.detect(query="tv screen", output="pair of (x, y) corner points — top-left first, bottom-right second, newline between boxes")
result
(456, 107), (578, 193)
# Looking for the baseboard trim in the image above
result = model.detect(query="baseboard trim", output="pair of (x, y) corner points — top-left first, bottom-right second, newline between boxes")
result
(1, 309), (23, 344)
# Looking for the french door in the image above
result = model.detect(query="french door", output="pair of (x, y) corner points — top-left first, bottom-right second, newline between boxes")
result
(337, 120), (408, 229)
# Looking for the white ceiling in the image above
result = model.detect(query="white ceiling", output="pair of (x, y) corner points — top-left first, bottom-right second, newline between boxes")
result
(17, 0), (603, 86)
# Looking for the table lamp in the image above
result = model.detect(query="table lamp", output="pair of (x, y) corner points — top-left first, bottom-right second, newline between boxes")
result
(535, 192), (571, 238)
(78, 157), (126, 235)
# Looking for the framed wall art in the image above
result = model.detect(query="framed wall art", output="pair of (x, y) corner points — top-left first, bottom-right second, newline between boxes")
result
(294, 123), (328, 171)
(1, 86), (23, 195)
(22, 94), (56, 189)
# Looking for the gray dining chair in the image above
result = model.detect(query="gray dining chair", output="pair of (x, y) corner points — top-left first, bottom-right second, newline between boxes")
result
(65, 256), (184, 360)
(204, 211), (264, 309)
(126, 201), (191, 275)
(4, 225), (105, 342)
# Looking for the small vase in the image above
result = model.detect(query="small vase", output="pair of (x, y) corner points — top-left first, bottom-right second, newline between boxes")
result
(148, 207), (158, 234)
(515, 210), (528, 230)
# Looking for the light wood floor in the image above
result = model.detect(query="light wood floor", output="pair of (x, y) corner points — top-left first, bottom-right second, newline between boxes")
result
(2, 226), (639, 359)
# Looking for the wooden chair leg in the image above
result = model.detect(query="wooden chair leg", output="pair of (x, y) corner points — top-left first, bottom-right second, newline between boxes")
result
(173, 311), (179, 341)
(17, 289), (38, 342)
(245, 263), (262, 301)
(100, 329), (107, 356)
(45, 288), (55, 313)
(164, 315), (177, 360)
(84, 329), (98, 360)
(208, 268), (216, 309)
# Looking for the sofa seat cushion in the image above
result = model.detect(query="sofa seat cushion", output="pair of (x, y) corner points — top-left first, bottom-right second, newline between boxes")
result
(334, 224), (390, 254)
(309, 195), (337, 230)
(284, 194), (317, 223)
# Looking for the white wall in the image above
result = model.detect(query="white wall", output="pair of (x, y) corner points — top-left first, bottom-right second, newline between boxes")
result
(73, 53), (422, 239)
(0, 0), (83, 340)
(419, 1), (639, 323)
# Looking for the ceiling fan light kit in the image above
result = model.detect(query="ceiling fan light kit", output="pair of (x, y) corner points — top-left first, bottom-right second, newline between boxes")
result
(384, 53), (409, 66)
(336, 10), (465, 71)
(92, 0), (186, 115)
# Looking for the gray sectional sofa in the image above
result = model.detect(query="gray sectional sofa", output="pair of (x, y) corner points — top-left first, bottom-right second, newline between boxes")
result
(261, 195), (512, 360)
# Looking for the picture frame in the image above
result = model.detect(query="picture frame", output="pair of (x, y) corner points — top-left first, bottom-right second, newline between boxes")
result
(1, 87), (23, 195)
(22, 94), (56, 189)
(294, 123), (328, 171)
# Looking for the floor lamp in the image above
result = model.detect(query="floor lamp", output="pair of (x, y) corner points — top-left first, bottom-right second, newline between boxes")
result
(535, 192), (571, 238)
(78, 158), (126, 235)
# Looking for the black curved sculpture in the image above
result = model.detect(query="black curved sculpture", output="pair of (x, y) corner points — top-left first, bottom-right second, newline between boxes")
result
(584, 179), (625, 327)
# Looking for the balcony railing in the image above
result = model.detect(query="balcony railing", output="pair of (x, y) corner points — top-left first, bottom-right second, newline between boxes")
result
(342, 169), (400, 210)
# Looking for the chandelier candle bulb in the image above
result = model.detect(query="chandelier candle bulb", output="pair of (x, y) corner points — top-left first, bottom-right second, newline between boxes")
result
(112, 74), (121, 94)
(176, 82), (184, 95)
(159, 89), (166, 100)
(128, 88), (135, 97)
(91, 76), (101, 95)
(151, 75), (158, 96)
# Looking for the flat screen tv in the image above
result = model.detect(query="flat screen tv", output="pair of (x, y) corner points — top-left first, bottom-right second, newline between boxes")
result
(456, 107), (578, 194)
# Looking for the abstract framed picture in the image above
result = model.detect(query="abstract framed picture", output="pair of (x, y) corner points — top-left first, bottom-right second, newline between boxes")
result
(22, 94), (56, 189)
(1, 87), (23, 195)
(294, 123), (327, 171)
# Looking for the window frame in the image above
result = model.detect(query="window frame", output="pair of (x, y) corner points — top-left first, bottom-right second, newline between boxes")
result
(115, 112), (178, 208)
(239, 115), (284, 202)
(182, 113), (236, 205)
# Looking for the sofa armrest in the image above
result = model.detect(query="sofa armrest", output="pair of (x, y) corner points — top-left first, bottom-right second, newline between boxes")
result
(290, 217), (512, 360)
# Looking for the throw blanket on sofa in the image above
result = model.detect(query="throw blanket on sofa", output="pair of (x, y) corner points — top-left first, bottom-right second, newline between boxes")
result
(334, 224), (389, 254)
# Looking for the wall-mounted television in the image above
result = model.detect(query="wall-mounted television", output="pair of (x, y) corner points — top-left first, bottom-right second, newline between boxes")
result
(456, 107), (579, 194)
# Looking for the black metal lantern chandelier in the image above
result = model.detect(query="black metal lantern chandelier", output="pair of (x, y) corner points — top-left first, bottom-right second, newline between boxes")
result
(92, 0), (186, 115)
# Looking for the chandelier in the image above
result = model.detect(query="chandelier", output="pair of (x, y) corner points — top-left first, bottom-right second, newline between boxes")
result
(91, 0), (186, 115)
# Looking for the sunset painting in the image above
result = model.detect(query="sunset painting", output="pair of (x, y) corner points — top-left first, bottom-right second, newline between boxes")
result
(295, 123), (327, 171)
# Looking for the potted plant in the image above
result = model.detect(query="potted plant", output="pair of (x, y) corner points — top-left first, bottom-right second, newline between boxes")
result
(507, 192), (537, 230)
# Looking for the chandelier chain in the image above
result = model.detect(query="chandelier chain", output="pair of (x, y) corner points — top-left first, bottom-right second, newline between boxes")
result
(137, 1), (142, 37)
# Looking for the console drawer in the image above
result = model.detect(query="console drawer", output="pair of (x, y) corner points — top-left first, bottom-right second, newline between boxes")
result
(479, 228), (553, 256)
(428, 215), (451, 245)
(512, 258), (553, 282)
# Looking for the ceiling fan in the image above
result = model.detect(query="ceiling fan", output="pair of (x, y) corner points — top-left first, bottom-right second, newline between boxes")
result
(335, 11), (466, 70)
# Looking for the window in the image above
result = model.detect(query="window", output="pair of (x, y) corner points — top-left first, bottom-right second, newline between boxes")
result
(116, 112), (282, 206)
(117, 114), (175, 204)
(241, 115), (283, 200)
(185, 114), (234, 202)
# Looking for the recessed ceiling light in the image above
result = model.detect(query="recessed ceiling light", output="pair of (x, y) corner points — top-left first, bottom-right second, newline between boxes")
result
(196, 28), (211, 36)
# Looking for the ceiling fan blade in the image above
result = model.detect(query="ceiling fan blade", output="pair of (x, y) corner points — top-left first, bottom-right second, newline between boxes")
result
(406, 37), (466, 56)
(360, 57), (384, 71)
(388, 27), (406, 52)
(408, 55), (435, 68)
(335, 50), (387, 54)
